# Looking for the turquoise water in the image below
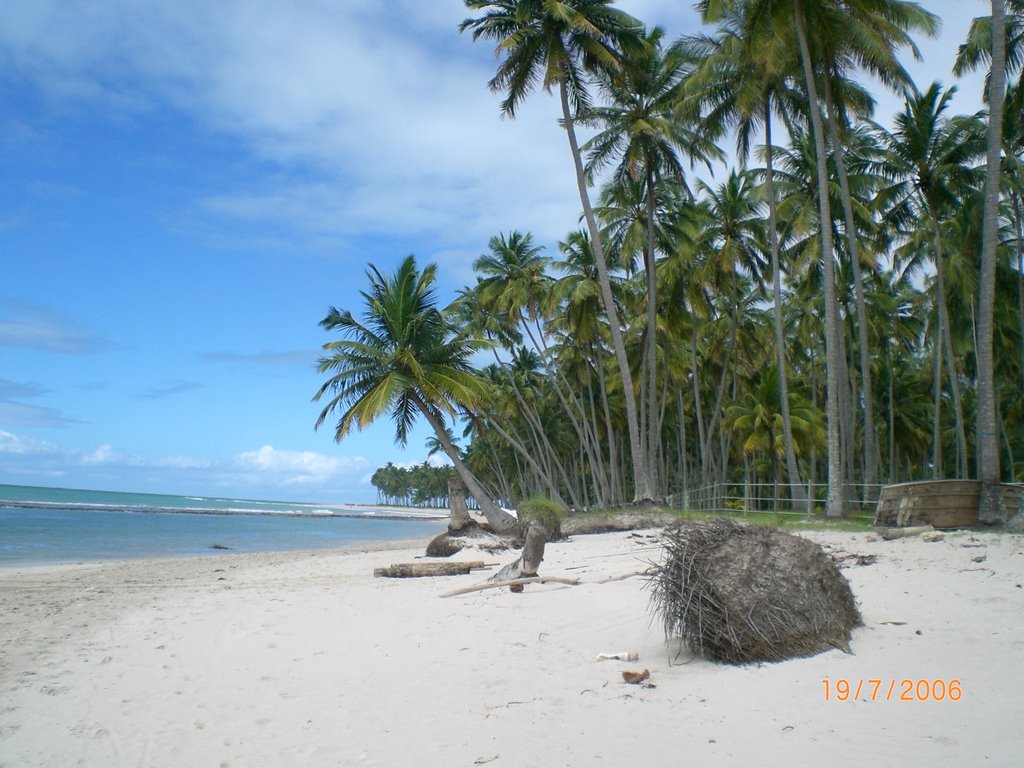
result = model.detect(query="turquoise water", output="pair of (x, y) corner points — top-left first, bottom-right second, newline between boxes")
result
(0, 484), (446, 566)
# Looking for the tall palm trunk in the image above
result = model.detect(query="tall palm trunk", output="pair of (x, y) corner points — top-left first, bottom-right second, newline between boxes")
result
(523, 319), (608, 505)
(487, 417), (568, 509)
(1014, 192), (1024, 396)
(930, 214), (969, 474)
(494, 349), (582, 509)
(887, 343), (896, 481)
(645, 168), (661, 499)
(414, 396), (517, 532)
(794, 0), (845, 517)
(977, 0), (1006, 523)
(702, 304), (738, 484)
(822, 73), (879, 496)
(764, 101), (806, 507)
(583, 366), (613, 506)
(676, 387), (690, 507)
(692, 322), (709, 483)
(595, 355), (623, 506)
(560, 79), (652, 503)
(931, 322), (944, 478)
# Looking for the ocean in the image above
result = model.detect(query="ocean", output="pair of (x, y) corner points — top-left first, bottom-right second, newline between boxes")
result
(0, 484), (447, 566)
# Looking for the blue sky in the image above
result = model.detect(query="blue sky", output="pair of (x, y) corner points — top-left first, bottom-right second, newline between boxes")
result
(0, 0), (986, 503)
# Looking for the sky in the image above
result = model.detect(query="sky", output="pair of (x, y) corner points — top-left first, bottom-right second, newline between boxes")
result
(0, 0), (989, 503)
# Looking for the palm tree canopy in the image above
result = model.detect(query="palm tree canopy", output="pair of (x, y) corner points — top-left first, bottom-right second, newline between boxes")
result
(684, 4), (805, 161)
(460, 0), (644, 117)
(581, 26), (722, 189)
(314, 255), (491, 446)
(953, 1), (1023, 85)
(873, 82), (986, 226)
(473, 230), (553, 324)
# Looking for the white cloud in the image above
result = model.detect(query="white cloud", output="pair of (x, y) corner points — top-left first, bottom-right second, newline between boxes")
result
(233, 444), (368, 487)
(81, 443), (115, 465)
(0, 428), (368, 499)
(0, 429), (59, 455)
(0, 1), (588, 257)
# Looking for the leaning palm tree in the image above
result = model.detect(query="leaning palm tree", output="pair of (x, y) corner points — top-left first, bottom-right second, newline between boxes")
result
(460, 0), (654, 503)
(313, 255), (516, 532)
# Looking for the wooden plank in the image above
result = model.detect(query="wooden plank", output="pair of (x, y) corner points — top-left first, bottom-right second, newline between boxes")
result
(878, 481), (1023, 528)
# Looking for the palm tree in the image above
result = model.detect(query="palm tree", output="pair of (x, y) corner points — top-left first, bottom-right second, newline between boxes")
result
(690, 0), (810, 507)
(460, 0), (654, 503)
(976, 0), (1009, 522)
(956, 0), (1021, 519)
(814, 0), (937, 500)
(873, 83), (986, 478)
(314, 255), (516, 532)
(473, 231), (552, 348)
(726, 364), (819, 508)
(790, 0), (937, 514)
(777, 0), (845, 516)
(1001, 83), (1024, 398)
(954, 0), (1023, 90)
(582, 26), (722, 496)
(473, 231), (611, 502)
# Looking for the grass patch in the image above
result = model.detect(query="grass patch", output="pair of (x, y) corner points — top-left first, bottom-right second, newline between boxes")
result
(518, 496), (567, 540)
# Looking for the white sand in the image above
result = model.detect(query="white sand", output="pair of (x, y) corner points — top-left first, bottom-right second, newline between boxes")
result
(1, 528), (1022, 767)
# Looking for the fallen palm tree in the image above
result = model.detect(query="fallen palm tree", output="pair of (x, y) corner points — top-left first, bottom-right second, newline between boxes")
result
(647, 519), (861, 664)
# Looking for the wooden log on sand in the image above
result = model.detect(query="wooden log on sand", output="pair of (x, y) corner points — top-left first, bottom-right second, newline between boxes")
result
(374, 561), (487, 578)
(877, 525), (935, 541)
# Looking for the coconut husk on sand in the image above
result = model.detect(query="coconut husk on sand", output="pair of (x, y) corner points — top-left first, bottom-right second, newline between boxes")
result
(648, 519), (862, 664)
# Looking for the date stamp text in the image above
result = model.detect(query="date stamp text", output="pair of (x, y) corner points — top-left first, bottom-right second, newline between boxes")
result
(822, 678), (962, 702)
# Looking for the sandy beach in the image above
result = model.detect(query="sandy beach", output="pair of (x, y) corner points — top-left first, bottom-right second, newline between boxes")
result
(1, 526), (1022, 767)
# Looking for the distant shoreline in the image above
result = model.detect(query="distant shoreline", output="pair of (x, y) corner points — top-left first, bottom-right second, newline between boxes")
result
(0, 498), (449, 522)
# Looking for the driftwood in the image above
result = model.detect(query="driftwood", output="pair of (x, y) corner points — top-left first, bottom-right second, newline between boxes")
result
(594, 570), (648, 584)
(877, 525), (935, 540)
(374, 561), (487, 578)
(439, 575), (580, 598)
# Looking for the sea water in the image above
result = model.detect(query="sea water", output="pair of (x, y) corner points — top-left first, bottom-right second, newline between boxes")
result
(0, 484), (446, 566)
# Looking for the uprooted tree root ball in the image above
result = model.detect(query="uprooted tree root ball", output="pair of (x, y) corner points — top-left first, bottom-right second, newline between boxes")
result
(647, 519), (862, 664)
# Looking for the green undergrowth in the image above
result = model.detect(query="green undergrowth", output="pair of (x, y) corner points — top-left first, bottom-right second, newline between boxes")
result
(570, 505), (874, 533)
